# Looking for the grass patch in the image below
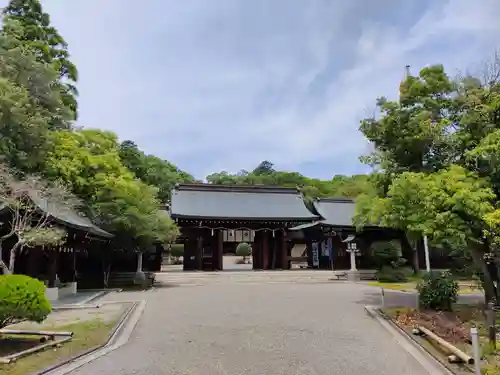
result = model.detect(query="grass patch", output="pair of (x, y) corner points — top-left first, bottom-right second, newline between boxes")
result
(367, 281), (417, 291)
(368, 279), (482, 294)
(0, 319), (117, 375)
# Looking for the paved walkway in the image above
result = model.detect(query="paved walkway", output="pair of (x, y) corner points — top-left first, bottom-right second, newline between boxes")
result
(69, 272), (428, 375)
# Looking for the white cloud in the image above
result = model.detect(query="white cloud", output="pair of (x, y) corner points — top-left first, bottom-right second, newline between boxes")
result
(23, 1), (500, 178)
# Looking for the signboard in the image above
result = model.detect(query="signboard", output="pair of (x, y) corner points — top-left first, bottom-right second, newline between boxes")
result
(311, 242), (319, 267)
(327, 237), (333, 262)
(321, 241), (329, 257)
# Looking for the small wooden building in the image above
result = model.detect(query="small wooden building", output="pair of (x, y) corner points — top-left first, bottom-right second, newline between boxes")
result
(288, 197), (405, 272)
(170, 183), (318, 271)
(0, 192), (113, 299)
(289, 197), (453, 272)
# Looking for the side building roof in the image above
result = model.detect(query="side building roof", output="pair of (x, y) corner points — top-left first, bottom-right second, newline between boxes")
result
(288, 197), (357, 231)
(312, 197), (356, 227)
(29, 191), (113, 239)
(170, 183), (319, 222)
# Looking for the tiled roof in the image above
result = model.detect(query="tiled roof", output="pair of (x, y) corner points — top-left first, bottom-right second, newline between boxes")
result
(170, 183), (318, 221)
(312, 197), (356, 227)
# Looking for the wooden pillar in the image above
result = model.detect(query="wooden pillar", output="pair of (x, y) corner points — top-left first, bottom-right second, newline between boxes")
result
(262, 231), (269, 270)
(217, 230), (223, 270)
(47, 251), (58, 288)
(281, 231), (289, 270)
(183, 236), (194, 271)
(195, 232), (203, 270)
(253, 232), (262, 270)
(71, 249), (77, 282)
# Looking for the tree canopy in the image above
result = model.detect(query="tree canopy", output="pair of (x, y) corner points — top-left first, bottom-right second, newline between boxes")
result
(2, 0), (78, 120)
(355, 56), (500, 302)
(206, 161), (374, 199)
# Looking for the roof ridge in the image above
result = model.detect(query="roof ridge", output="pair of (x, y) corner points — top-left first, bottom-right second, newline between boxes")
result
(174, 183), (301, 194)
(316, 197), (355, 203)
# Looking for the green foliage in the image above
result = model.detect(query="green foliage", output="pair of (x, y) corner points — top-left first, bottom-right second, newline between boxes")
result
(375, 266), (408, 283)
(118, 140), (194, 203)
(371, 241), (408, 282)
(355, 166), (495, 249)
(206, 161), (375, 200)
(2, 0), (79, 120)
(360, 64), (455, 177)
(416, 271), (459, 311)
(44, 129), (179, 249)
(169, 244), (184, 258)
(371, 241), (405, 270)
(236, 242), (252, 257)
(0, 20), (71, 172)
(0, 274), (51, 329)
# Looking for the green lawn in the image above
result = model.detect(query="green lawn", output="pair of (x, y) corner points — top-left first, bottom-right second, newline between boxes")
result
(0, 319), (117, 375)
(367, 280), (482, 295)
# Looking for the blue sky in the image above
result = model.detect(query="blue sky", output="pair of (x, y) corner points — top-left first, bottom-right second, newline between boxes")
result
(30, 1), (500, 179)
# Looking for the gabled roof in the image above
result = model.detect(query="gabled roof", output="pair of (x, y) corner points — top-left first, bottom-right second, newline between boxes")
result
(0, 191), (114, 239)
(288, 197), (356, 231)
(170, 183), (319, 221)
(312, 197), (356, 227)
(29, 192), (113, 238)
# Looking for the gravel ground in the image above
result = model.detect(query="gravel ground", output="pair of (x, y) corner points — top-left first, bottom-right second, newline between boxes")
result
(8, 303), (129, 330)
(69, 277), (427, 375)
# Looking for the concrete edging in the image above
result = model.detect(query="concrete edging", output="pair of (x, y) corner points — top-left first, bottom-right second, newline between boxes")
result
(364, 305), (455, 375)
(33, 299), (147, 375)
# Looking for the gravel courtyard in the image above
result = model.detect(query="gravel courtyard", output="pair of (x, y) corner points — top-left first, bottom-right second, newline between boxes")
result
(70, 273), (428, 375)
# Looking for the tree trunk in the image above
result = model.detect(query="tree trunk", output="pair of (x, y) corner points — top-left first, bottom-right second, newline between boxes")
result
(0, 241), (9, 274)
(8, 242), (22, 273)
(470, 247), (498, 304)
(402, 233), (420, 274)
(0, 259), (9, 274)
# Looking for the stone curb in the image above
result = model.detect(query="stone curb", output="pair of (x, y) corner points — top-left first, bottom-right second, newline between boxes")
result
(33, 299), (147, 375)
(364, 305), (455, 375)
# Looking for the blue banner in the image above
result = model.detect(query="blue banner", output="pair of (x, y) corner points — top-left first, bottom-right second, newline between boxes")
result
(327, 237), (333, 262)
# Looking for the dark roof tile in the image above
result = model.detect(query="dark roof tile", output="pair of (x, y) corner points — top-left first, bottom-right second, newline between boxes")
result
(171, 183), (318, 221)
(312, 198), (356, 227)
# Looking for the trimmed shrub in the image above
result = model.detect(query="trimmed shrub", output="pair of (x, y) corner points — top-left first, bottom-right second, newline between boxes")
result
(375, 266), (407, 282)
(0, 274), (52, 329)
(416, 271), (458, 311)
(372, 241), (408, 282)
(236, 242), (252, 258)
(372, 241), (405, 269)
(170, 244), (184, 258)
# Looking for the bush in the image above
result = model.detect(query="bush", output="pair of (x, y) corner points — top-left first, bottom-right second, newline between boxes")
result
(375, 266), (407, 282)
(416, 271), (458, 311)
(236, 242), (252, 257)
(372, 241), (406, 269)
(0, 274), (52, 329)
(169, 244), (184, 258)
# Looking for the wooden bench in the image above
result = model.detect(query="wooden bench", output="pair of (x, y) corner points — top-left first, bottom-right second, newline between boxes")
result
(359, 270), (376, 280)
(331, 271), (348, 280)
(330, 270), (376, 280)
(108, 271), (155, 288)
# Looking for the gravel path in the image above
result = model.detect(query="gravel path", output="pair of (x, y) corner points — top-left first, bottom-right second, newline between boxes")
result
(70, 276), (428, 375)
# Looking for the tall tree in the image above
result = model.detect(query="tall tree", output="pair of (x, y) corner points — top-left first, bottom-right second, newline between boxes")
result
(44, 130), (178, 249)
(2, 0), (78, 121)
(360, 65), (455, 179)
(355, 166), (500, 303)
(357, 65), (457, 271)
(0, 20), (70, 171)
(118, 140), (194, 204)
(252, 160), (275, 176)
